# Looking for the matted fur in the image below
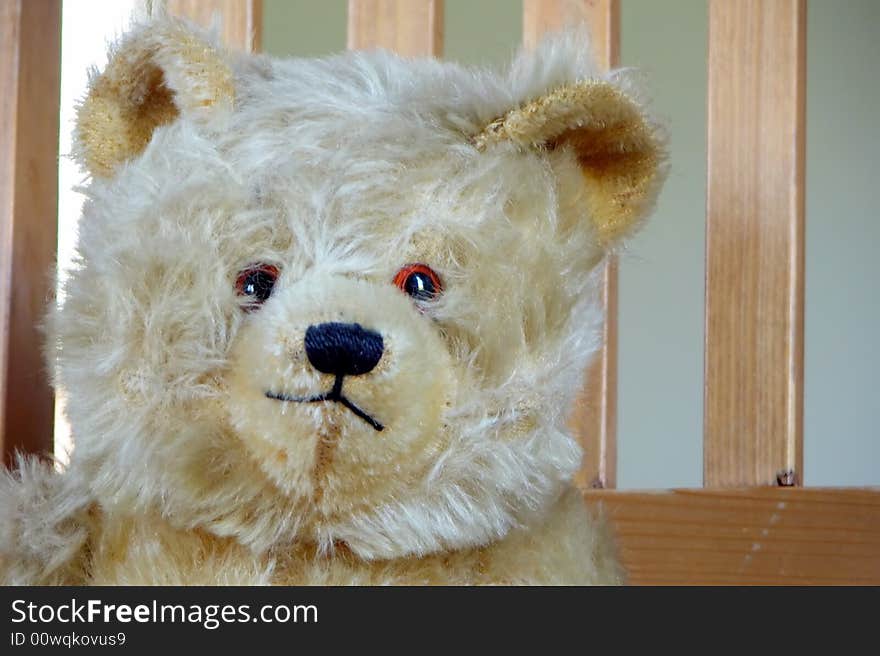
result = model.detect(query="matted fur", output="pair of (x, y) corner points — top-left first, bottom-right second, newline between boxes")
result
(0, 16), (665, 585)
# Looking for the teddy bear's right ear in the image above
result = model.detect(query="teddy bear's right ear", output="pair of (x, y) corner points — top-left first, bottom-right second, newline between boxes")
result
(74, 18), (235, 178)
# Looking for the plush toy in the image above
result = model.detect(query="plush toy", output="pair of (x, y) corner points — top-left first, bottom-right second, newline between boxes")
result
(0, 16), (665, 585)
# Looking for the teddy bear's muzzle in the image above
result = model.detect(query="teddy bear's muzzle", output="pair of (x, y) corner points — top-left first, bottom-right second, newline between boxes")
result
(262, 322), (386, 431)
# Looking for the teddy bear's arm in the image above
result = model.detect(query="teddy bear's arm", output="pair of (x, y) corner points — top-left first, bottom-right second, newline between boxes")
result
(474, 487), (625, 585)
(0, 458), (94, 585)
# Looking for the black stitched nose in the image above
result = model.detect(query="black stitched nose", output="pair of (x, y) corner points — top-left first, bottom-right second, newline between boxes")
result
(304, 322), (384, 376)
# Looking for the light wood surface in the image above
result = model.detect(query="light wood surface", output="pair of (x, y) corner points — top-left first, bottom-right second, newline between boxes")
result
(0, 0), (62, 464)
(167, 0), (262, 52)
(587, 487), (880, 585)
(704, 0), (806, 487)
(347, 0), (443, 57)
(523, 0), (619, 64)
(523, 0), (620, 490)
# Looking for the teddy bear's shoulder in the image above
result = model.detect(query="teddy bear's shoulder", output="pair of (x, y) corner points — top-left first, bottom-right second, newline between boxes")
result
(0, 458), (92, 585)
(269, 487), (621, 585)
(53, 485), (618, 585)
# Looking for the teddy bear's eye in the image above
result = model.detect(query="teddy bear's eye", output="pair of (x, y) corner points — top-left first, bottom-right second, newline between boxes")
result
(393, 264), (443, 302)
(235, 264), (279, 311)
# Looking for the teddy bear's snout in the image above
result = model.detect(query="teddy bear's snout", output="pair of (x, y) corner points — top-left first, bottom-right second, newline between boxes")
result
(304, 322), (384, 376)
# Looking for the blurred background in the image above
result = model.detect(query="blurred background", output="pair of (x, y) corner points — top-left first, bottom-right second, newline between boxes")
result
(56, 0), (879, 487)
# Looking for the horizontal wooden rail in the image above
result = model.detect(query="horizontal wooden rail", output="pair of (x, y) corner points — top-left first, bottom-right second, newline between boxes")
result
(585, 487), (880, 585)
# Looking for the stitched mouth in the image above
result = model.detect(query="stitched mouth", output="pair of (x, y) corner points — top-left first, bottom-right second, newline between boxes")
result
(265, 374), (384, 432)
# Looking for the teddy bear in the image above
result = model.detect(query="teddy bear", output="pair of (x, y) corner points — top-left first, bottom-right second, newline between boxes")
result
(0, 14), (664, 585)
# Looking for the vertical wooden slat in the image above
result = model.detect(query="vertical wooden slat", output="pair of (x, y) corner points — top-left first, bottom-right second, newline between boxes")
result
(705, 0), (805, 487)
(523, 0), (620, 490)
(167, 0), (263, 52)
(347, 0), (444, 57)
(0, 0), (62, 464)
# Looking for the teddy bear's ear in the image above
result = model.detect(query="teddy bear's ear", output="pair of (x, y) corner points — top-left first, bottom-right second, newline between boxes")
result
(473, 79), (665, 247)
(74, 17), (235, 178)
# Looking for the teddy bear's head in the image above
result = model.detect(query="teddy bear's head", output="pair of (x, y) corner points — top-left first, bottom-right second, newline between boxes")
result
(53, 17), (664, 559)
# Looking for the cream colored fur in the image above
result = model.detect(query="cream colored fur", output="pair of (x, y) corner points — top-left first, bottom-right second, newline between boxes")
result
(0, 15), (665, 585)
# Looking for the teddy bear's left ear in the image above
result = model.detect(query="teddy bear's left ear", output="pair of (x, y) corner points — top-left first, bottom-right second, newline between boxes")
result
(74, 17), (235, 178)
(473, 79), (665, 247)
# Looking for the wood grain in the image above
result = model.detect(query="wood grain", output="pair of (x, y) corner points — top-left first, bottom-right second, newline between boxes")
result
(167, 0), (262, 52)
(523, 0), (620, 490)
(347, 0), (443, 57)
(704, 0), (806, 487)
(0, 0), (62, 464)
(523, 0), (619, 63)
(586, 487), (880, 585)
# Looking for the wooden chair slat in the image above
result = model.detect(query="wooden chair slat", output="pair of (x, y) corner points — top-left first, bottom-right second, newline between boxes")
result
(347, 0), (443, 57)
(168, 0), (263, 52)
(0, 0), (62, 465)
(704, 0), (806, 486)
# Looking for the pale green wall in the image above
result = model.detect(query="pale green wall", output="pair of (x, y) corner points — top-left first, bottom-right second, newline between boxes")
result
(262, 0), (523, 61)
(444, 0), (521, 65)
(617, 0), (707, 488)
(805, 0), (879, 486)
(263, 0), (346, 56)
(262, 0), (880, 487)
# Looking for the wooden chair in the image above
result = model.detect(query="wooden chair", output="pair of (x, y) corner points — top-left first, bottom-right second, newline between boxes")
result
(2, 0), (877, 584)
